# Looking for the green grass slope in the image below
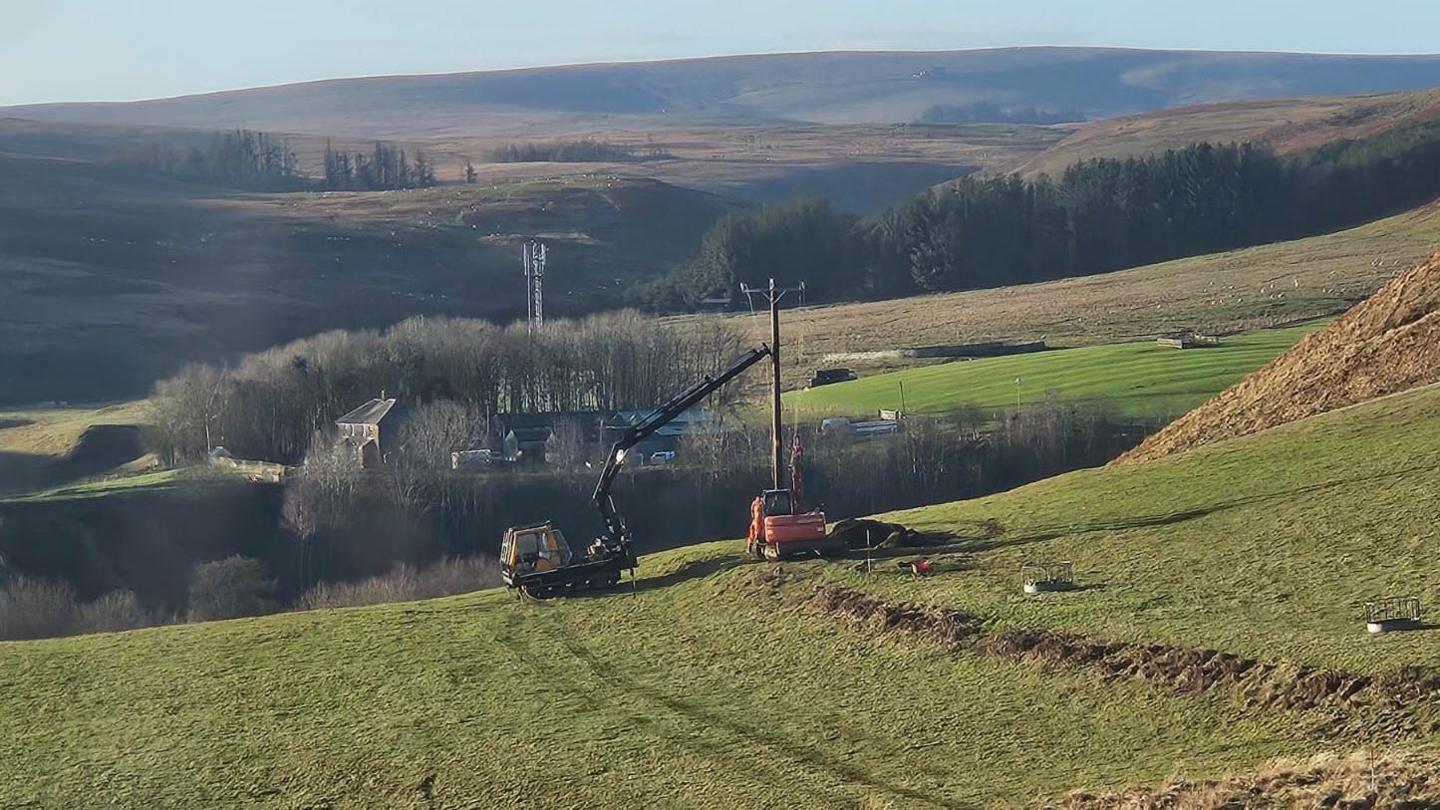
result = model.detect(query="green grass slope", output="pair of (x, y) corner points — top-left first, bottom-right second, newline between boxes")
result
(7, 360), (1440, 807)
(785, 323), (1320, 420)
(0, 552), (1299, 809)
(838, 380), (1440, 675)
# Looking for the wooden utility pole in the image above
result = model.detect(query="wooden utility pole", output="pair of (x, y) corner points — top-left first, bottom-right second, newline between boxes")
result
(768, 278), (783, 490)
(742, 278), (804, 491)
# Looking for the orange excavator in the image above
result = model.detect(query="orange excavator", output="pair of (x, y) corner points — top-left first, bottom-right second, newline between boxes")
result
(745, 487), (839, 560)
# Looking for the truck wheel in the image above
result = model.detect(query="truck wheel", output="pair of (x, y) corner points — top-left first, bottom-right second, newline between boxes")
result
(763, 543), (781, 562)
(521, 584), (554, 600)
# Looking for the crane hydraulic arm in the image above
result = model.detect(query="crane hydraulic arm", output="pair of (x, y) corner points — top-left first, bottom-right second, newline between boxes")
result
(591, 345), (772, 556)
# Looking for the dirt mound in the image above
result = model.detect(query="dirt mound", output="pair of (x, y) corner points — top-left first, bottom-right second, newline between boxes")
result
(1118, 252), (1440, 464)
(826, 518), (933, 550)
(799, 583), (1440, 733)
(1053, 750), (1440, 809)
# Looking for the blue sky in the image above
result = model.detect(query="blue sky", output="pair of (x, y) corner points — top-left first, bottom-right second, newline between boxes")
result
(3, 0), (1438, 105)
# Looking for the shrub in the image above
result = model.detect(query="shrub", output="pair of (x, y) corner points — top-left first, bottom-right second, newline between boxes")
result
(0, 577), (154, 640)
(0, 577), (78, 640)
(74, 591), (151, 635)
(298, 557), (498, 610)
(188, 556), (279, 622)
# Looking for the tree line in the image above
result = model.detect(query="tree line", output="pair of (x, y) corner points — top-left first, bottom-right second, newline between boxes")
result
(120, 129), (305, 190)
(639, 120), (1440, 308)
(150, 311), (744, 465)
(322, 141), (437, 190)
(915, 102), (1084, 125)
(488, 138), (670, 163)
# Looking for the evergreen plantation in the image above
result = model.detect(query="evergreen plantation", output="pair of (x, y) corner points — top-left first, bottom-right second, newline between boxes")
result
(646, 121), (1440, 308)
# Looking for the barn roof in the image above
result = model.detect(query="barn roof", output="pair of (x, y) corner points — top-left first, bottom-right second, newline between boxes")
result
(336, 398), (397, 426)
(506, 426), (553, 443)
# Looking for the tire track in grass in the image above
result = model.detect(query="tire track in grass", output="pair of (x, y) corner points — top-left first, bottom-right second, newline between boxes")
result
(544, 612), (968, 810)
(497, 606), (966, 809)
(491, 611), (848, 807)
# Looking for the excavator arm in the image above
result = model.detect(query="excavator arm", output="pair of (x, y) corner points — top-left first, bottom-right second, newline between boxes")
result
(591, 345), (772, 556)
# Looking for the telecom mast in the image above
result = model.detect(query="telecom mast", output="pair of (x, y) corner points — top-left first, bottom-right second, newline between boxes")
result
(523, 240), (546, 333)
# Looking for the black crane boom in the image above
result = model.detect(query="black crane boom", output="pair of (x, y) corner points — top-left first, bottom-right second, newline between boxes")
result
(591, 345), (772, 555)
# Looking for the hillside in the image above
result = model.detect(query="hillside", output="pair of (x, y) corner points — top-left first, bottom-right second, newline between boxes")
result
(690, 197), (1440, 389)
(0, 117), (1063, 215)
(0, 155), (738, 405)
(1020, 86), (1440, 177)
(1120, 251), (1440, 463)
(9, 48), (1440, 139)
(8, 380), (1440, 806)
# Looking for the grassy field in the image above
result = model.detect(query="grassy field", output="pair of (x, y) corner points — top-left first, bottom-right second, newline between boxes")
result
(0, 401), (154, 494)
(0, 549), (1302, 808)
(6, 381), (1440, 805)
(693, 198), (1440, 389)
(785, 322), (1320, 420)
(825, 381), (1440, 675)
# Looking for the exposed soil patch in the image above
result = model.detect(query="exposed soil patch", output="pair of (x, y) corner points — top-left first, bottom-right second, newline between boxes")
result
(827, 518), (948, 550)
(1120, 251), (1440, 464)
(791, 581), (1440, 735)
(1051, 750), (1440, 809)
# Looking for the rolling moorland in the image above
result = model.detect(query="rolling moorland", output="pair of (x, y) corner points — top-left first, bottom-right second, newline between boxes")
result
(1017, 85), (1440, 177)
(0, 155), (739, 404)
(11, 48), (1440, 138)
(7, 57), (1440, 408)
(0, 116), (1067, 213)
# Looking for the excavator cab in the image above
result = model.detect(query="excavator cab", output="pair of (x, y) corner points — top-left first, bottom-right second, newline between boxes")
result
(762, 488), (794, 517)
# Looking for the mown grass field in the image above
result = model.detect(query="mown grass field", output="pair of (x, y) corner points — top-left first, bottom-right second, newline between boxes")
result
(785, 322), (1320, 420)
(7, 382), (1440, 806)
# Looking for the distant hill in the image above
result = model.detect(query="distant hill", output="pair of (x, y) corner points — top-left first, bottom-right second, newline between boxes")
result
(0, 155), (740, 404)
(9, 48), (1440, 139)
(1020, 86), (1440, 176)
